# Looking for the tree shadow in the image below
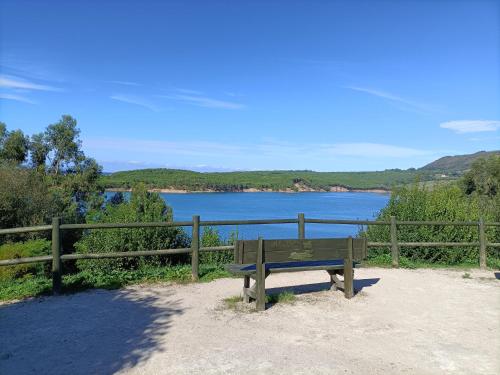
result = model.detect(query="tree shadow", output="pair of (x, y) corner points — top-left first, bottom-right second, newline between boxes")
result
(266, 277), (380, 297)
(0, 288), (183, 375)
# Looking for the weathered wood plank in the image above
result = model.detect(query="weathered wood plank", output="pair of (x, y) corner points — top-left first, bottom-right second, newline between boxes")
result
(256, 238), (266, 311)
(240, 238), (366, 263)
(344, 237), (354, 299)
(243, 275), (251, 302)
(191, 215), (200, 281)
(51, 217), (62, 295)
(225, 261), (360, 275)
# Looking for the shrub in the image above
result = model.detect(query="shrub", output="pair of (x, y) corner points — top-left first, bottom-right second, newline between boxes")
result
(200, 227), (236, 266)
(0, 239), (51, 280)
(363, 183), (499, 265)
(75, 184), (190, 274)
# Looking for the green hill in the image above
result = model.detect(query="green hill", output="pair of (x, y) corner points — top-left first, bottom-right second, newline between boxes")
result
(101, 151), (497, 192)
(419, 150), (499, 174)
(101, 169), (430, 192)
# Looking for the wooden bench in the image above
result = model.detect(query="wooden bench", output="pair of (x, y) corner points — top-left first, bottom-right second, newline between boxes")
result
(225, 236), (367, 310)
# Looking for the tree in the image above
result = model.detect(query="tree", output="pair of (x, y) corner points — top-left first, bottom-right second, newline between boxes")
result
(45, 115), (82, 175)
(1, 129), (29, 163)
(0, 164), (54, 234)
(0, 122), (6, 146)
(462, 155), (500, 198)
(30, 132), (50, 169)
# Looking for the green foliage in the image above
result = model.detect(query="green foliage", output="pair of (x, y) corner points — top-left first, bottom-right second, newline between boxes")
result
(363, 181), (500, 265)
(421, 150), (499, 174)
(30, 132), (50, 169)
(0, 276), (52, 301)
(462, 154), (500, 198)
(223, 295), (243, 309)
(0, 239), (51, 280)
(1, 129), (29, 163)
(199, 226), (235, 266)
(45, 115), (82, 175)
(109, 191), (125, 205)
(266, 291), (296, 304)
(75, 184), (190, 275)
(0, 117), (103, 234)
(0, 165), (55, 235)
(0, 263), (232, 301)
(101, 168), (433, 191)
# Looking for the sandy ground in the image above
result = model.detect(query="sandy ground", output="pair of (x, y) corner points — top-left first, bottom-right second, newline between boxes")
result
(1, 268), (499, 375)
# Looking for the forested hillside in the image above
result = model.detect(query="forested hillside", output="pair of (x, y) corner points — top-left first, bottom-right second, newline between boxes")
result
(419, 150), (499, 174)
(101, 169), (433, 192)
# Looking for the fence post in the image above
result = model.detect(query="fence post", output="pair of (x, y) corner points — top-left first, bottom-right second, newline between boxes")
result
(191, 215), (200, 281)
(390, 216), (399, 268)
(479, 218), (486, 269)
(298, 213), (305, 240)
(51, 217), (62, 294)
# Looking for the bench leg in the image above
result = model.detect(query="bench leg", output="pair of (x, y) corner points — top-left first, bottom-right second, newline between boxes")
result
(344, 237), (354, 299)
(243, 275), (251, 303)
(256, 263), (266, 311)
(344, 263), (354, 299)
(327, 270), (344, 291)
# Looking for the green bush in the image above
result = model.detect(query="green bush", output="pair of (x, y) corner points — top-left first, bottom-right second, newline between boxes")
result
(0, 239), (51, 280)
(75, 184), (190, 275)
(363, 183), (499, 265)
(200, 227), (237, 266)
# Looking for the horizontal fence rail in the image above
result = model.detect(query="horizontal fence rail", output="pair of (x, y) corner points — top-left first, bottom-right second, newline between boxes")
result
(1, 214), (498, 294)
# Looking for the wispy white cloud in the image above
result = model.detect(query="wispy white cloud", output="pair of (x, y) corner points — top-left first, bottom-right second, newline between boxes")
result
(107, 80), (142, 86)
(110, 94), (160, 112)
(345, 86), (434, 113)
(257, 140), (432, 159)
(0, 93), (36, 104)
(323, 142), (430, 158)
(158, 93), (245, 110)
(0, 74), (62, 91)
(85, 137), (432, 161)
(440, 120), (500, 134)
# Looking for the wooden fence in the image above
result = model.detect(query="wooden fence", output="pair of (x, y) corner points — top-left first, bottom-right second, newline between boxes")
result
(0, 214), (498, 294)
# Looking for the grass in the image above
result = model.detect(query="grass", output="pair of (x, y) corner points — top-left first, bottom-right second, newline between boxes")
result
(223, 295), (243, 309)
(266, 291), (296, 304)
(0, 264), (232, 302)
(222, 291), (297, 311)
(363, 254), (500, 270)
(462, 272), (472, 279)
(2, 255), (498, 302)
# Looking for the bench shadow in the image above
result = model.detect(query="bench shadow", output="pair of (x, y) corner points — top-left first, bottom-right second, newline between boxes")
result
(266, 277), (380, 299)
(0, 288), (183, 375)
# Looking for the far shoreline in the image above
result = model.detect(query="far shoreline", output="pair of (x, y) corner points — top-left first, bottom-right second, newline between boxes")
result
(105, 186), (391, 195)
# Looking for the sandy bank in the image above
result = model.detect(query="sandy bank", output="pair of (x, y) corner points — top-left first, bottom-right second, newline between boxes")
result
(106, 185), (390, 194)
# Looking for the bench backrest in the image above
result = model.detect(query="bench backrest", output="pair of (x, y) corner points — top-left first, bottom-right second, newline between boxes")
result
(233, 238), (367, 264)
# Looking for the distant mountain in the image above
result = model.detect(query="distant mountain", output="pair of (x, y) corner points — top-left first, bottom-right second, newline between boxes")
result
(419, 151), (499, 174)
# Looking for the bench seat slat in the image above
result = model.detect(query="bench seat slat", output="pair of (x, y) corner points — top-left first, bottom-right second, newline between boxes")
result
(226, 260), (360, 276)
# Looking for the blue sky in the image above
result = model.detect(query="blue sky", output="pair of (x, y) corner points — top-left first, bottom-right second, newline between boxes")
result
(0, 0), (499, 172)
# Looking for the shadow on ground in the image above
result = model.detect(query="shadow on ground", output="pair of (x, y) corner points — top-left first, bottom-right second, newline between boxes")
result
(0, 288), (183, 375)
(266, 277), (380, 297)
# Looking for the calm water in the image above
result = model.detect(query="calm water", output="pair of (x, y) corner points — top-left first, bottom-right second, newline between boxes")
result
(107, 192), (390, 240)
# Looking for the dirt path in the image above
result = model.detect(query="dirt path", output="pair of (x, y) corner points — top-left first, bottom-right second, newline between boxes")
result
(1, 268), (499, 375)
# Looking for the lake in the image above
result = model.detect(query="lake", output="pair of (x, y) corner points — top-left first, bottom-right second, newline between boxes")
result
(107, 192), (390, 240)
